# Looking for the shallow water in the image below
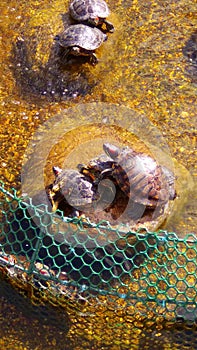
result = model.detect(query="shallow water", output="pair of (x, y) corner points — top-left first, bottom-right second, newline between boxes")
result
(0, 0), (197, 348)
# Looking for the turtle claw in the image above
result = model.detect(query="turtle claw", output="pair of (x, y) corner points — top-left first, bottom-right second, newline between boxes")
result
(90, 53), (98, 66)
(104, 20), (115, 33)
(70, 209), (80, 217)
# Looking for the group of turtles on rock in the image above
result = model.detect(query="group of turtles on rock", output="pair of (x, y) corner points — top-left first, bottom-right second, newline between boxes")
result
(55, 0), (114, 65)
(47, 143), (176, 230)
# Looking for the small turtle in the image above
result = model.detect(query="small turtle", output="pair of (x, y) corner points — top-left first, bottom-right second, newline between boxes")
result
(54, 24), (107, 65)
(78, 156), (117, 211)
(77, 153), (115, 182)
(69, 0), (114, 33)
(101, 143), (176, 208)
(48, 166), (97, 216)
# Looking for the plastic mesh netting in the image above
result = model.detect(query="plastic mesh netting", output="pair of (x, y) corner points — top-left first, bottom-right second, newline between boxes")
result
(0, 182), (196, 323)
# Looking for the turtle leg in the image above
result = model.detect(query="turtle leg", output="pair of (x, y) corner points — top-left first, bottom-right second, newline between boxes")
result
(69, 47), (97, 66)
(77, 164), (97, 182)
(59, 47), (73, 63)
(54, 35), (73, 62)
(70, 209), (80, 217)
(69, 46), (81, 56)
(89, 53), (98, 66)
(103, 20), (115, 33)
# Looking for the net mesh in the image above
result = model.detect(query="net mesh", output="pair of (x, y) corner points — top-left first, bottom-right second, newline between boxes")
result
(0, 181), (196, 323)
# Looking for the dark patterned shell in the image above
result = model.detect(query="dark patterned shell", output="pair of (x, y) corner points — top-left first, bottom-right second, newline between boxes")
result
(69, 0), (110, 21)
(103, 143), (176, 207)
(50, 167), (95, 209)
(57, 24), (107, 51)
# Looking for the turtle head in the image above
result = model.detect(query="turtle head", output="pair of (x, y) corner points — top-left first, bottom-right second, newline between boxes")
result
(89, 16), (100, 26)
(103, 143), (120, 159)
(77, 163), (85, 172)
(54, 34), (61, 42)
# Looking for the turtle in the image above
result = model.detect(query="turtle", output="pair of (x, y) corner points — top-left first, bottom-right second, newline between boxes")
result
(77, 154), (141, 220)
(69, 0), (114, 33)
(77, 153), (115, 182)
(54, 24), (107, 65)
(100, 143), (176, 208)
(47, 166), (97, 216)
(78, 156), (117, 211)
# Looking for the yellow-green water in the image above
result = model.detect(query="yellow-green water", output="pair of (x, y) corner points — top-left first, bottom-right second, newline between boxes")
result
(0, 0), (197, 348)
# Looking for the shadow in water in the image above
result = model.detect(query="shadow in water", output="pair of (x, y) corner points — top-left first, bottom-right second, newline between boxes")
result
(10, 32), (96, 103)
(183, 29), (197, 84)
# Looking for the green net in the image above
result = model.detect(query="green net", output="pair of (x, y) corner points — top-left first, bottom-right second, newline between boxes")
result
(0, 182), (196, 323)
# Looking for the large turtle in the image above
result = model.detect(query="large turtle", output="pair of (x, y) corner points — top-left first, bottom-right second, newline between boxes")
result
(54, 24), (107, 65)
(101, 143), (176, 208)
(47, 166), (97, 216)
(79, 144), (176, 209)
(69, 0), (114, 33)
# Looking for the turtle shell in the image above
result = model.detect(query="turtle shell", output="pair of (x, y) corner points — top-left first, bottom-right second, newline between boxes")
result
(103, 143), (176, 207)
(69, 0), (110, 22)
(48, 166), (96, 211)
(57, 24), (107, 51)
